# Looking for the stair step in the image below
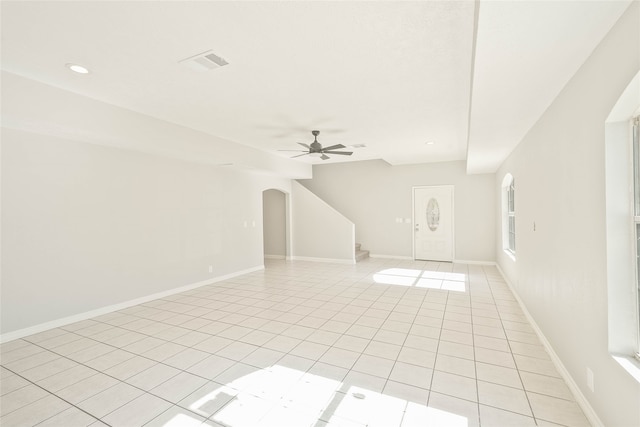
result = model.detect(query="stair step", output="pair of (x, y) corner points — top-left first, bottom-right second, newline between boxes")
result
(355, 249), (369, 262)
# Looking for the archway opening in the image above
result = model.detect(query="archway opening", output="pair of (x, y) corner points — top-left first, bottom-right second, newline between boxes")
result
(262, 189), (288, 261)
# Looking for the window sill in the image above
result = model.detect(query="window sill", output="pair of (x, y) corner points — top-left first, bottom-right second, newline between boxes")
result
(612, 353), (640, 384)
(503, 249), (516, 262)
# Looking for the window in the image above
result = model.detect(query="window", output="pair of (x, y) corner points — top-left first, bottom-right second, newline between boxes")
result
(502, 174), (516, 257)
(508, 179), (516, 254)
(633, 116), (640, 353)
(605, 76), (640, 373)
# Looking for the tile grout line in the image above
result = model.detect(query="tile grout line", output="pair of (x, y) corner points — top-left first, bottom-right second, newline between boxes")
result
(483, 264), (541, 426)
(1, 259), (586, 427)
(381, 266), (430, 427)
(425, 262), (453, 406)
(5, 338), (198, 425)
(1, 364), (108, 427)
(466, 263), (484, 427)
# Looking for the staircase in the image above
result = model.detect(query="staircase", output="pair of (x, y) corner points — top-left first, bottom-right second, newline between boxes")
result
(355, 243), (370, 262)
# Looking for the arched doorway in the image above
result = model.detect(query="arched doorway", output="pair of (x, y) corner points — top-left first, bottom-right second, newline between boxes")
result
(262, 189), (289, 260)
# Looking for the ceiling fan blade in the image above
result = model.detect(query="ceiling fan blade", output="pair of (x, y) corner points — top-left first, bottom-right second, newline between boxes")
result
(297, 142), (311, 149)
(320, 154), (330, 160)
(278, 150), (308, 152)
(323, 150), (353, 156)
(291, 153), (310, 158)
(321, 144), (346, 151)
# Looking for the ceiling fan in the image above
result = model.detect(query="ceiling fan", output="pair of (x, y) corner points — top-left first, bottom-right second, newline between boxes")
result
(280, 130), (353, 160)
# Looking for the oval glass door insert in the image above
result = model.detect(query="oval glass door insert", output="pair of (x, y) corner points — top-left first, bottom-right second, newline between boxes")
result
(426, 198), (440, 231)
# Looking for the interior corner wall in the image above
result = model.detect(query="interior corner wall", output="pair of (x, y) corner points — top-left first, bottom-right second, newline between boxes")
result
(0, 127), (291, 335)
(494, 2), (640, 426)
(298, 160), (495, 262)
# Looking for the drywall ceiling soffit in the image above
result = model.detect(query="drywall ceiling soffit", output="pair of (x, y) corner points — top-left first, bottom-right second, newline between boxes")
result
(465, 0), (632, 174)
(1, 71), (313, 180)
(0, 1), (474, 168)
(0, 1), (632, 173)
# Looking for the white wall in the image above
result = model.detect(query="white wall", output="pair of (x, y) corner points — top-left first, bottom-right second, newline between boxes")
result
(494, 3), (640, 426)
(263, 189), (287, 258)
(1, 127), (292, 336)
(291, 181), (355, 263)
(2, 71), (311, 180)
(298, 160), (495, 262)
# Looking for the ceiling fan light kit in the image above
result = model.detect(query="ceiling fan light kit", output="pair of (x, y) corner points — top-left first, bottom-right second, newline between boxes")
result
(279, 130), (353, 160)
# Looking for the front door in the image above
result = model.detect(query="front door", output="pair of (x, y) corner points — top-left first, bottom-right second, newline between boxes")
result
(413, 186), (454, 261)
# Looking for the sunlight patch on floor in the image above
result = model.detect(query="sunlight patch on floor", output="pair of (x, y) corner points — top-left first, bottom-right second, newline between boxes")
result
(174, 364), (468, 427)
(373, 268), (467, 292)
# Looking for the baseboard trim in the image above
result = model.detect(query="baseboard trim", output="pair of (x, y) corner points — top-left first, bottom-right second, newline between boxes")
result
(0, 265), (265, 344)
(264, 254), (286, 260)
(369, 254), (414, 260)
(495, 264), (604, 427)
(289, 256), (355, 265)
(453, 259), (496, 266)
(368, 255), (496, 265)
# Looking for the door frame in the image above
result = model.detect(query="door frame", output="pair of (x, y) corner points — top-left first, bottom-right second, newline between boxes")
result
(412, 185), (455, 262)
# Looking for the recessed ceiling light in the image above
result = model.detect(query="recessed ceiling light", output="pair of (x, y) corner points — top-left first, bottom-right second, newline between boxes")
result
(65, 63), (90, 74)
(426, 141), (435, 145)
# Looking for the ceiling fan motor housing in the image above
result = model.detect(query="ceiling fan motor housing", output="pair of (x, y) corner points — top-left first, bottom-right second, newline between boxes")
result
(310, 130), (322, 152)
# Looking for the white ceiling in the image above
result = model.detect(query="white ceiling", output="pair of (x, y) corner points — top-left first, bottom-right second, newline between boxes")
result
(0, 1), (632, 174)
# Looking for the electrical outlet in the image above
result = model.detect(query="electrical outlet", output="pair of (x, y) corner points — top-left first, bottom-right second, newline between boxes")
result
(209, 265), (213, 273)
(587, 367), (594, 392)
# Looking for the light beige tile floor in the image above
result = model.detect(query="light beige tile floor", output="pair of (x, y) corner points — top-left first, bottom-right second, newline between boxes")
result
(0, 259), (591, 426)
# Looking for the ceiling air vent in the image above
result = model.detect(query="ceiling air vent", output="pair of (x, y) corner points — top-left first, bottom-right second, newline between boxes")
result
(180, 50), (228, 71)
